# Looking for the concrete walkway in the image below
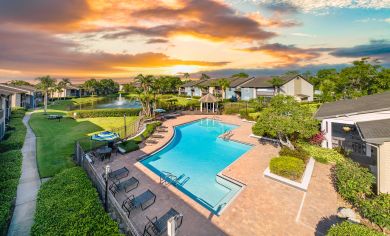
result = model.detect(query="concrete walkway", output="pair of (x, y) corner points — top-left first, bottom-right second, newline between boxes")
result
(7, 113), (41, 236)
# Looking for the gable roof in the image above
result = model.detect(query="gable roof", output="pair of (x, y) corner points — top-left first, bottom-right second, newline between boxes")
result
(0, 89), (13, 96)
(181, 79), (207, 87)
(0, 84), (35, 93)
(199, 93), (218, 103)
(0, 85), (25, 94)
(315, 92), (390, 119)
(240, 75), (308, 88)
(357, 118), (390, 144)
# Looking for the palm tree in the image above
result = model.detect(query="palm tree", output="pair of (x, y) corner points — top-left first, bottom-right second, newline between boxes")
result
(232, 72), (249, 79)
(58, 78), (71, 99)
(183, 73), (190, 80)
(135, 74), (155, 116)
(35, 76), (57, 114)
(268, 76), (285, 95)
(218, 78), (231, 99)
(200, 73), (210, 80)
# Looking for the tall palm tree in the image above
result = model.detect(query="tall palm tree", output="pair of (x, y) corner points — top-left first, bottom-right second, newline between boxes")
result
(200, 73), (210, 80)
(218, 78), (231, 99)
(135, 74), (155, 116)
(58, 78), (71, 99)
(183, 73), (190, 80)
(268, 76), (285, 95)
(35, 76), (57, 114)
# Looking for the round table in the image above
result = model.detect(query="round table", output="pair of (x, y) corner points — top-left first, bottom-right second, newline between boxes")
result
(96, 146), (112, 161)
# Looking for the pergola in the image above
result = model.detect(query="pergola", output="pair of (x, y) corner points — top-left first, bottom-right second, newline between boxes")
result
(199, 93), (219, 113)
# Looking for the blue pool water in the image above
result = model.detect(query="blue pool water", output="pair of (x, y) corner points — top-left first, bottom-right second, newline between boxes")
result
(140, 119), (251, 214)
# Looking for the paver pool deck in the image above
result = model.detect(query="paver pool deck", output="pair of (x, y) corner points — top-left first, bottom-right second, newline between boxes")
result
(94, 115), (339, 236)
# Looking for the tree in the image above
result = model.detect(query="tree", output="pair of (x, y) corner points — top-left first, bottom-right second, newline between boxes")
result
(35, 76), (57, 114)
(82, 79), (99, 96)
(218, 78), (231, 99)
(232, 72), (249, 78)
(122, 83), (136, 93)
(252, 95), (318, 149)
(200, 73), (210, 80)
(268, 76), (285, 95)
(183, 73), (190, 80)
(135, 74), (155, 116)
(9, 80), (32, 86)
(57, 78), (71, 99)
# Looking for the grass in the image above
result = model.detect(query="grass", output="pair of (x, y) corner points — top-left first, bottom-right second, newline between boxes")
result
(30, 103), (138, 178)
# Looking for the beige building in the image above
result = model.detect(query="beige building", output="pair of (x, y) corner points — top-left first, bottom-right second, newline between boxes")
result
(315, 92), (390, 193)
(51, 85), (82, 98)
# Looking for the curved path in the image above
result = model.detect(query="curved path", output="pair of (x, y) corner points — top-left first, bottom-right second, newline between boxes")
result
(7, 113), (41, 236)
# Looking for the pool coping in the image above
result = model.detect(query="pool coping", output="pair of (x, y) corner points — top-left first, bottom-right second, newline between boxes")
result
(136, 117), (253, 216)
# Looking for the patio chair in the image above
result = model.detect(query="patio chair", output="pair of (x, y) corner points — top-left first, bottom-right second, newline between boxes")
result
(143, 208), (183, 236)
(109, 177), (139, 196)
(145, 139), (158, 145)
(150, 134), (164, 139)
(122, 189), (156, 217)
(103, 166), (129, 180)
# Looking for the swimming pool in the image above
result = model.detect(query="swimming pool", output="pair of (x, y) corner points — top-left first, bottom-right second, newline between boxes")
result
(140, 119), (252, 215)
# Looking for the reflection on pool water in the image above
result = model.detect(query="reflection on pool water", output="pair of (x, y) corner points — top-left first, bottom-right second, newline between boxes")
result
(140, 119), (252, 215)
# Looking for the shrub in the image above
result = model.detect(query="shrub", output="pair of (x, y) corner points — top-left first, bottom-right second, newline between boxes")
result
(309, 132), (326, 146)
(299, 143), (345, 164)
(69, 108), (141, 119)
(32, 167), (120, 235)
(327, 221), (382, 236)
(360, 194), (390, 229)
(0, 110), (26, 153)
(118, 140), (139, 153)
(279, 146), (310, 163)
(248, 112), (262, 121)
(0, 179), (19, 234)
(335, 159), (375, 204)
(239, 108), (256, 119)
(269, 156), (305, 181)
(132, 122), (162, 143)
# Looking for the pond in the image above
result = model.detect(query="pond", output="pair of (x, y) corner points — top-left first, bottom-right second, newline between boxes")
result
(70, 94), (142, 110)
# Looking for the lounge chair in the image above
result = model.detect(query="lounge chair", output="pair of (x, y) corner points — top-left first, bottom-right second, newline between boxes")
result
(122, 189), (156, 217)
(143, 208), (183, 236)
(145, 139), (158, 145)
(109, 177), (139, 196)
(103, 167), (129, 180)
(150, 134), (164, 139)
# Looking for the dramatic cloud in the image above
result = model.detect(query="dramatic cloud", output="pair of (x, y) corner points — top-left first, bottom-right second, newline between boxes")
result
(239, 43), (333, 65)
(146, 38), (170, 44)
(330, 40), (390, 61)
(246, 12), (301, 28)
(102, 0), (276, 42)
(0, 27), (228, 75)
(263, 1), (300, 13)
(0, 0), (92, 31)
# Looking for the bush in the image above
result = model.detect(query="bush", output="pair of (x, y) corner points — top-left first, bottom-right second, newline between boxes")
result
(0, 179), (19, 234)
(327, 221), (382, 236)
(118, 140), (139, 153)
(279, 146), (310, 163)
(248, 112), (262, 121)
(299, 143), (345, 164)
(69, 108), (141, 119)
(335, 159), (375, 204)
(132, 122), (162, 143)
(239, 108), (256, 119)
(269, 156), (305, 181)
(32, 167), (120, 235)
(0, 110), (26, 153)
(360, 194), (390, 229)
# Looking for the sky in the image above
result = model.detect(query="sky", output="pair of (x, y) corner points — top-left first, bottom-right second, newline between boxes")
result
(0, 0), (389, 83)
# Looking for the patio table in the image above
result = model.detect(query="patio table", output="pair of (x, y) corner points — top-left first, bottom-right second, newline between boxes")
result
(96, 146), (112, 161)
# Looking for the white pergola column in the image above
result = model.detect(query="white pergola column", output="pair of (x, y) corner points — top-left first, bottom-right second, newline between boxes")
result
(200, 102), (203, 112)
(212, 102), (215, 113)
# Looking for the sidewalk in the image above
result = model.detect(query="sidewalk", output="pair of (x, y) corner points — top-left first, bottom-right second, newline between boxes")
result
(7, 113), (41, 236)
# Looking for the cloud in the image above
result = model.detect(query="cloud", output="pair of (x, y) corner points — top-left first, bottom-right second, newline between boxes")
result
(0, 0), (92, 31)
(239, 43), (333, 65)
(291, 32), (317, 38)
(0, 26), (229, 75)
(251, 0), (390, 13)
(263, 1), (300, 13)
(146, 38), (169, 44)
(330, 40), (390, 60)
(102, 0), (276, 42)
(246, 12), (301, 28)
(355, 18), (390, 23)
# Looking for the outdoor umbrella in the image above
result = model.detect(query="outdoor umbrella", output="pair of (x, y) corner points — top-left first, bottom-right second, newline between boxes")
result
(91, 131), (119, 142)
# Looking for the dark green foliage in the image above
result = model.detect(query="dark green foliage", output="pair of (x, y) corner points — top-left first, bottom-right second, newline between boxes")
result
(299, 143), (345, 164)
(327, 221), (382, 236)
(269, 156), (305, 181)
(279, 146), (310, 163)
(335, 159), (375, 204)
(0, 109), (26, 233)
(70, 108), (141, 118)
(118, 140), (139, 153)
(132, 122), (162, 143)
(360, 194), (390, 229)
(31, 167), (121, 235)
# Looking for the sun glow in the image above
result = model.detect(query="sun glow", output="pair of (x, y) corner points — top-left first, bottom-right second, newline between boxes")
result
(167, 65), (200, 75)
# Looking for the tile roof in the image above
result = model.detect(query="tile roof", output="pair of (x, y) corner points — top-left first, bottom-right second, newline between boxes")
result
(315, 91), (390, 119)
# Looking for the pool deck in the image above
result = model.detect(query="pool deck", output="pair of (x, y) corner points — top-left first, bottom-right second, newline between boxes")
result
(95, 115), (340, 235)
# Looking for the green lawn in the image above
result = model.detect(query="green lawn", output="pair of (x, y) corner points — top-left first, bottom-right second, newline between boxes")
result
(30, 106), (138, 178)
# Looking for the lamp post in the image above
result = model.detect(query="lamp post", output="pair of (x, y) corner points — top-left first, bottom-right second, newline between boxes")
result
(104, 165), (110, 212)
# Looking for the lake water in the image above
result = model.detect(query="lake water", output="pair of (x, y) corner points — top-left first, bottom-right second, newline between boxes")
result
(70, 94), (142, 110)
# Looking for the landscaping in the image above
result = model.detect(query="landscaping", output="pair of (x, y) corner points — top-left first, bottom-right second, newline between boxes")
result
(269, 156), (305, 181)
(118, 140), (139, 153)
(69, 108), (141, 119)
(327, 221), (382, 236)
(132, 121), (162, 143)
(299, 143), (345, 164)
(31, 167), (121, 235)
(0, 108), (26, 234)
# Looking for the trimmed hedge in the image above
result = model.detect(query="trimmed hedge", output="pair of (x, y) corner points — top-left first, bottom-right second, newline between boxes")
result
(279, 146), (310, 163)
(132, 122), (162, 143)
(69, 108), (141, 119)
(32, 167), (121, 235)
(269, 156), (305, 181)
(335, 159), (375, 204)
(0, 109), (26, 234)
(118, 140), (139, 153)
(299, 143), (345, 164)
(327, 221), (382, 236)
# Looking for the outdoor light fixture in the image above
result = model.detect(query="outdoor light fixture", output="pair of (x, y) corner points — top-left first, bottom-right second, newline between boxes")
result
(104, 165), (110, 211)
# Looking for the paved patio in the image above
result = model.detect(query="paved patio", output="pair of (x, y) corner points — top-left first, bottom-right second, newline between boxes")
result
(94, 115), (339, 236)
